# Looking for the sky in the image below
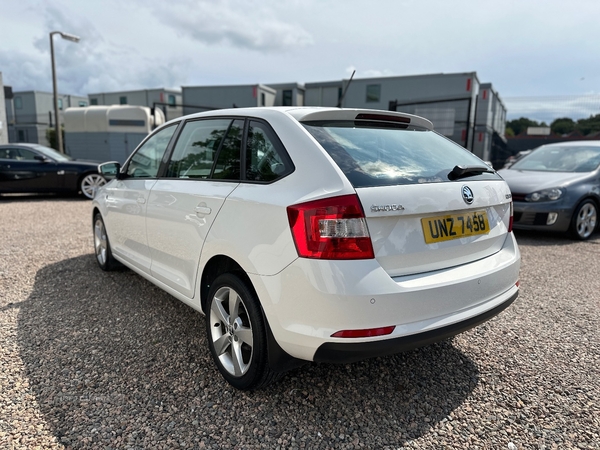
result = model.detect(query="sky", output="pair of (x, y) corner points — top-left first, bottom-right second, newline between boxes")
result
(1, 0), (600, 122)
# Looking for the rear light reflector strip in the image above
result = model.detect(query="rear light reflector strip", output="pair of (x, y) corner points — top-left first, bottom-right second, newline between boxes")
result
(332, 326), (396, 338)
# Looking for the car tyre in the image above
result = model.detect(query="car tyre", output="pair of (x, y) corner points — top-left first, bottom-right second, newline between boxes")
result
(93, 213), (121, 271)
(568, 199), (598, 240)
(80, 173), (106, 199)
(206, 273), (277, 390)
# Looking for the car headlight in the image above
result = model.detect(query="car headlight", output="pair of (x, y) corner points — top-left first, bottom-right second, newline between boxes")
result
(525, 188), (564, 202)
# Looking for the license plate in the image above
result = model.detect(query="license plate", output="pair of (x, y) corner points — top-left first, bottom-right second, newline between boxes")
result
(421, 210), (490, 244)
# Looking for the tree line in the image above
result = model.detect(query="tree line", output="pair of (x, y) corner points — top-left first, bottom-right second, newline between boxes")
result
(506, 114), (600, 137)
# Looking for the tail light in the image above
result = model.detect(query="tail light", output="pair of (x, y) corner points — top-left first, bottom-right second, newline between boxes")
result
(286, 194), (374, 260)
(508, 201), (514, 232)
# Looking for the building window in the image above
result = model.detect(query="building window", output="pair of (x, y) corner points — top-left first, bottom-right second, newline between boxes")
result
(120, 96), (127, 105)
(366, 84), (381, 103)
(18, 130), (25, 142)
(282, 90), (293, 106)
(261, 92), (266, 107)
(58, 98), (63, 110)
(79, 101), (88, 107)
(15, 97), (22, 109)
(90, 98), (98, 105)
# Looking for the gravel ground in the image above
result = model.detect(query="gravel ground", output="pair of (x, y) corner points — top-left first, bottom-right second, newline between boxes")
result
(1, 195), (599, 449)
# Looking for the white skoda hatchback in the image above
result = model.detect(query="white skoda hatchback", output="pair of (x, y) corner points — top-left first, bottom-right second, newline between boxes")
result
(92, 107), (520, 390)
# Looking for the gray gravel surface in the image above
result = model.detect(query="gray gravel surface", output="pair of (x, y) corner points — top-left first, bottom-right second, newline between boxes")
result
(1, 195), (599, 449)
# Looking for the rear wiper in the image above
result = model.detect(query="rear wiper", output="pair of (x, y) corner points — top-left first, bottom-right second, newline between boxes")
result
(448, 165), (495, 180)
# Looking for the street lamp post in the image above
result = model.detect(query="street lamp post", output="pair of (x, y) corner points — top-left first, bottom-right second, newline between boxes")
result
(50, 31), (80, 154)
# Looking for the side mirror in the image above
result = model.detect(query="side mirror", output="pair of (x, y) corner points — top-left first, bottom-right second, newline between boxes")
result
(98, 161), (122, 180)
(34, 155), (50, 163)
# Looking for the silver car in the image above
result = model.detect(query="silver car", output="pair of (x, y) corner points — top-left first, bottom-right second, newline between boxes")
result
(499, 141), (600, 240)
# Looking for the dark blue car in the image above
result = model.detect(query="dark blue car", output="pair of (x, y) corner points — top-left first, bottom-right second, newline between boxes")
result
(0, 143), (106, 199)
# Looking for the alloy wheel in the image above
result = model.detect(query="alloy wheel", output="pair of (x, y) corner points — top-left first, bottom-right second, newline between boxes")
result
(209, 286), (254, 377)
(575, 202), (597, 239)
(94, 218), (108, 266)
(81, 174), (106, 199)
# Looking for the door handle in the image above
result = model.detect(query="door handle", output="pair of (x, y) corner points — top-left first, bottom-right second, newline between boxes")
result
(137, 197), (146, 204)
(195, 205), (212, 215)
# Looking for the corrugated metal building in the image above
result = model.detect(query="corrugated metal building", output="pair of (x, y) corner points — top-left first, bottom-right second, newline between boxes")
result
(182, 84), (276, 115)
(5, 90), (89, 147)
(303, 72), (508, 165)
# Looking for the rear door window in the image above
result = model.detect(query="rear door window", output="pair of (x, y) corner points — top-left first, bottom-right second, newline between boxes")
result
(166, 119), (232, 179)
(303, 121), (499, 187)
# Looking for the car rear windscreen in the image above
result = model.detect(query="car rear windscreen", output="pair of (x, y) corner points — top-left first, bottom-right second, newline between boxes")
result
(303, 121), (499, 188)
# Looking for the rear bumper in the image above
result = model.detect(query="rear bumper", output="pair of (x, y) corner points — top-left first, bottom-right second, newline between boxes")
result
(313, 289), (518, 363)
(251, 233), (521, 363)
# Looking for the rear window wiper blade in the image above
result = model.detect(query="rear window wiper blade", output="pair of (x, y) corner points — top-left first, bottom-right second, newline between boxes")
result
(448, 165), (495, 180)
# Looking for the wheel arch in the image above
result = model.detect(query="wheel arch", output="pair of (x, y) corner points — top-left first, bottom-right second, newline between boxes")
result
(200, 255), (251, 314)
(199, 254), (305, 373)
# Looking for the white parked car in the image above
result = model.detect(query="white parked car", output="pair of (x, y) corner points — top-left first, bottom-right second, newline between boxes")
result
(92, 107), (520, 390)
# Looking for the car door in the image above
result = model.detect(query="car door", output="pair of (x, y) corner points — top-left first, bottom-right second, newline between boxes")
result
(145, 118), (243, 298)
(0, 147), (58, 193)
(103, 123), (179, 273)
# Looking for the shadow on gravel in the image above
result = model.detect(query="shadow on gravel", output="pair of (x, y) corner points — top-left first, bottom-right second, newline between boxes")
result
(513, 229), (600, 247)
(19, 255), (479, 448)
(0, 193), (87, 203)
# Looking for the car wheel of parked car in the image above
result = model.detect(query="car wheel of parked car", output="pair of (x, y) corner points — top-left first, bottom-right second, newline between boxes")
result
(206, 273), (276, 390)
(569, 199), (598, 240)
(93, 213), (120, 271)
(80, 174), (106, 199)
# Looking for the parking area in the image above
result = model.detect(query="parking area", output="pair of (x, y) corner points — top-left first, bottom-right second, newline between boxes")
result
(0, 196), (599, 449)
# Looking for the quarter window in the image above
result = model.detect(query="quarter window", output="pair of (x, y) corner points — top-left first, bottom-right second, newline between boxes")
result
(245, 121), (292, 182)
(126, 124), (177, 178)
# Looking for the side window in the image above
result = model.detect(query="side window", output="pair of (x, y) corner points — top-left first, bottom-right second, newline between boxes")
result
(1, 148), (20, 160)
(166, 119), (231, 179)
(16, 149), (39, 161)
(245, 121), (292, 182)
(212, 119), (243, 180)
(126, 124), (177, 178)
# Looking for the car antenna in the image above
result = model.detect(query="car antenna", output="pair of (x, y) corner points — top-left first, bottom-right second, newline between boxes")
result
(337, 69), (356, 108)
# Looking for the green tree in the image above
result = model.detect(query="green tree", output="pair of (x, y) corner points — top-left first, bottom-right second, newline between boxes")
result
(506, 117), (541, 136)
(46, 126), (65, 151)
(551, 117), (576, 135)
(575, 114), (600, 135)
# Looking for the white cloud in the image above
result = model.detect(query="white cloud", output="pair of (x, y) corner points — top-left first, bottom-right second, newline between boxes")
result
(152, 0), (314, 52)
